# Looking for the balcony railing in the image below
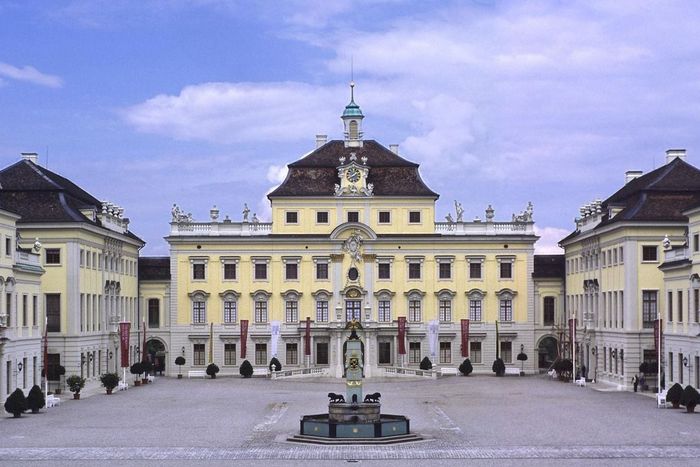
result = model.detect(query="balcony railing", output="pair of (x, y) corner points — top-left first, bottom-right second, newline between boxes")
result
(170, 221), (272, 237)
(435, 221), (534, 236)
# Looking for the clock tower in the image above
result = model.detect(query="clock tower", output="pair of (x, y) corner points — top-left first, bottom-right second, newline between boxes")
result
(341, 81), (364, 148)
(335, 152), (373, 197)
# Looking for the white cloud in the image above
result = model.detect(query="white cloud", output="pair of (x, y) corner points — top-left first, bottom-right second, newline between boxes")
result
(0, 62), (63, 88)
(266, 164), (289, 184)
(534, 226), (569, 254)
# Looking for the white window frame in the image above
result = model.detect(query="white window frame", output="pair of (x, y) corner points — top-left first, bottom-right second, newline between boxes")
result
(220, 290), (240, 324)
(436, 256), (454, 280)
(283, 257), (301, 282)
(282, 291), (301, 323)
(188, 291), (209, 325)
(252, 257), (271, 281)
(189, 256), (209, 281)
(221, 256), (240, 282)
(497, 256), (515, 280)
(406, 256), (424, 281)
(252, 291), (271, 324)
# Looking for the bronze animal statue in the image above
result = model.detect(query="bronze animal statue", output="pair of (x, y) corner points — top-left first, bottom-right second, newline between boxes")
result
(363, 392), (381, 403)
(327, 392), (345, 403)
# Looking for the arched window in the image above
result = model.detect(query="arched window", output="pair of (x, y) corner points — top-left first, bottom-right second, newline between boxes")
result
(252, 291), (270, 324)
(189, 291), (209, 324)
(349, 120), (359, 139)
(407, 291), (424, 323)
(467, 290), (485, 322)
(220, 291), (240, 324)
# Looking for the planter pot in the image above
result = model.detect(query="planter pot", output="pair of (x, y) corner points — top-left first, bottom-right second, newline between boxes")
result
(686, 404), (696, 413)
(31, 409), (40, 414)
(73, 393), (80, 400)
(672, 402), (680, 409)
(141, 379), (148, 385)
(177, 374), (182, 379)
(54, 389), (62, 395)
(12, 413), (21, 418)
(210, 374), (216, 379)
(106, 388), (113, 395)
(134, 380), (141, 387)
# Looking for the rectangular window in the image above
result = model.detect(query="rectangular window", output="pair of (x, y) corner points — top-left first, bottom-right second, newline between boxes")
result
(409, 342), (421, 364)
(22, 295), (27, 326)
(316, 262), (328, 280)
(669, 352), (673, 382)
(668, 291), (674, 321)
(4, 237), (10, 256)
(285, 211), (298, 224)
(619, 247), (624, 264)
(80, 249), (84, 267)
(47, 354), (61, 381)
(286, 343), (298, 365)
(378, 262), (391, 279)
(316, 300), (328, 322)
(378, 300), (391, 322)
(500, 341), (512, 364)
(6, 360), (10, 393)
(378, 341), (392, 365)
(285, 263), (298, 280)
(409, 211), (421, 223)
(45, 248), (60, 265)
(679, 352), (684, 385)
(347, 211), (359, 223)
(695, 289), (700, 323)
(255, 301), (267, 323)
(224, 343), (236, 366)
(148, 298), (159, 328)
(408, 300), (422, 322)
(438, 262), (451, 279)
(46, 294), (60, 332)
(642, 290), (657, 328)
(285, 300), (298, 323)
(254, 263), (267, 280)
(32, 296), (37, 326)
(469, 299), (482, 321)
(378, 211), (391, 224)
(678, 290), (684, 322)
(223, 263), (237, 280)
(224, 300), (237, 323)
(255, 343), (267, 366)
(408, 262), (421, 280)
(642, 245), (658, 262)
(470, 342), (482, 363)
(694, 234), (700, 253)
(316, 342), (329, 365)
(192, 301), (206, 324)
(192, 263), (205, 280)
(316, 211), (329, 224)
(439, 299), (452, 322)
(193, 344), (205, 366)
(499, 299), (513, 322)
(469, 262), (482, 279)
(543, 297), (555, 326)
(499, 262), (512, 279)
(439, 342), (452, 364)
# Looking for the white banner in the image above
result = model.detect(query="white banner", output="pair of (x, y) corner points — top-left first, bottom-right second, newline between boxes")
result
(270, 321), (281, 357)
(428, 320), (439, 357)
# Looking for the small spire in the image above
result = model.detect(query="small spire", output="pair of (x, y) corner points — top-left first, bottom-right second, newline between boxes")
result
(350, 80), (355, 102)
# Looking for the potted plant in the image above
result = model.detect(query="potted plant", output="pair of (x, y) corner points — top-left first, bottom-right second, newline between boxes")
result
(26, 385), (45, 413)
(239, 359), (253, 378)
(517, 352), (528, 376)
(680, 385), (700, 413)
(419, 356), (433, 371)
(175, 356), (186, 379)
(269, 357), (282, 373)
(492, 358), (505, 376)
(4, 388), (27, 418)
(130, 362), (143, 386)
(206, 363), (220, 379)
(66, 375), (86, 400)
(458, 358), (473, 376)
(100, 373), (120, 395)
(666, 383), (683, 409)
(141, 361), (153, 384)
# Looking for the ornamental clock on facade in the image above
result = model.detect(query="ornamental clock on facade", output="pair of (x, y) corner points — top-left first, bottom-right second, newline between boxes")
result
(346, 167), (361, 182)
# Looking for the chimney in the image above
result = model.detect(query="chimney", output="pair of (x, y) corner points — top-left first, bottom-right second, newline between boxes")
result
(389, 144), (399, 154)
(21, 152), (38, 163)
(625, 170), (643, 184)
(315, 134), (327, 148)
(666, 148), (686, 164)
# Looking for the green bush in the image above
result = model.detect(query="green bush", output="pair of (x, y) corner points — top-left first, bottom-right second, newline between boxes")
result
(130, 362), (143, 376)
(142, 361), (153, 376)
(680, 385), (700, 413)
(26, 385), (45, 413)
(239, 360), (253, 378)
(419, 356), (433, 370)
(492, 358), (505, 376)
(458, 359), (473, 376)
(175, 356), (185, 366)
(206, 363), (220, 378)
(269, 357), (282, 372)
(639, 362), (650, 374)
(4, 388), (27, 418)
(666, 383), (683, 408)
(517, 352), (528, 361)
(66, 375), (86, 394)
(100, 373), (120, 391)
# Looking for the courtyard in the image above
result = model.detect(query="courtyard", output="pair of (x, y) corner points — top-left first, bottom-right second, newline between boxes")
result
(1, 375), (699, 466)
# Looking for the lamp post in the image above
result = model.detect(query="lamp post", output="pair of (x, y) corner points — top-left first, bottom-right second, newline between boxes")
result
(657, 309), (662, 397)
(571, 310), (576, 383)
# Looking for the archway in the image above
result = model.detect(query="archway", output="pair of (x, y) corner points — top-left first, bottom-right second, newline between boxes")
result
(538, 336), (558, 370)
(146, 339), (167, 375)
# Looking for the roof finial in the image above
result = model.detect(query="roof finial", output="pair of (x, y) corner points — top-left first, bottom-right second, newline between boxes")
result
(350, 55), (355, 102)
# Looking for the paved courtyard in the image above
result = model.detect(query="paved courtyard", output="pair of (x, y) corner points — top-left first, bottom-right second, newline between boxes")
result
(1, 374), (699, 465)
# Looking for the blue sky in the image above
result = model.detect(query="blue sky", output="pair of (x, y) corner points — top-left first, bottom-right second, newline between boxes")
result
(2, 0), (700, 255)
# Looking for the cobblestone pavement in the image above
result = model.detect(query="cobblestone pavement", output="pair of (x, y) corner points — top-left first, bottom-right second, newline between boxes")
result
(1, 375), (699, 465)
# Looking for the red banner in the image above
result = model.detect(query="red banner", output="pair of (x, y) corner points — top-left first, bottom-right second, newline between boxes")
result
(119, 322), (131, 368)
(654, 319), (662, 352)
(240, 320), (248, 359)
(304, 317), (311, 356)
(43, 317), (48, 379)
(461, 319), (469, 357)
(398, 316), (406, 355)
(141, 320), (147, 363)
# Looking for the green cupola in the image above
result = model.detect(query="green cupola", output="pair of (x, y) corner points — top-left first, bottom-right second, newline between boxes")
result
(342, 81), (364, 147)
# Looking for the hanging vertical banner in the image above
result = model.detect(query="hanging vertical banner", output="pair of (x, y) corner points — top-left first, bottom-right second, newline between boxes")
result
(654, 319), (659, 351)
(461, 319), (470, 357)
(304, 317), (311, 356)
(495, 320), (500, 358)
(119, 322), (131, 368)
(43, 317), (49, 378)
(240, 320), (248, 358)
(428, 320), (439, 357)
(398, 316), (406, 355)
(141, 320), (147, 363)
(568, 318), (576, 350)
(208, 322), (214, 363)
(270, 321), (281, 357)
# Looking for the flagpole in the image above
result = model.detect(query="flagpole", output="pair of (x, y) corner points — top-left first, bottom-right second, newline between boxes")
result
(657, 311), (661, 396)
(208, 322), (213, 364)
(43, 316), (48, 396)
(572, 310), (576, 383)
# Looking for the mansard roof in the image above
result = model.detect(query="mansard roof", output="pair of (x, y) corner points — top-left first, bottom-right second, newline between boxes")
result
(139, 257), (170, 281)
(268, 140), (438, 198)
(532, 255), (565, 279)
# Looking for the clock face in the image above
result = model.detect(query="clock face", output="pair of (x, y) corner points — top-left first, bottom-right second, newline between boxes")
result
(346, 167), (361, 183)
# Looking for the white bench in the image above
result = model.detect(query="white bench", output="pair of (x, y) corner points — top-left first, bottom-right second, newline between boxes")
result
(46, 395), (61, 408)
(253, 367), (269, 377)
(440, 367), (459, 376)
(147, 375), (155, 383)
(187, 370), (206, 378)
(575, 378), (586, 387)
(504, 367), (520, 376)
(118, 381), (129, 391)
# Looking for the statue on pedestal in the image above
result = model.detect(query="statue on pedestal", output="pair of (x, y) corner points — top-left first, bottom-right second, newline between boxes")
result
(344, 319), (364, 404)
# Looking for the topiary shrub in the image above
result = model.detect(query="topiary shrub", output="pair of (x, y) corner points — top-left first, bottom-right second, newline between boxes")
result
(419, 356), (433, 370)
(4, 388), (27, 418)
(239, 360), (253, 378)
(26, 385), (45, 413)
(175, 356), (185, 378)
(269, 357), (282, 372)
(206, 363), (220, 379)
(517, 352), (528, 375)
(141, 361), (153, 382)
(66, 375), (85, 399)
(492, 358), (505, 376)
(130, 362), (143, 386)
(100, 373), (120, 394)
(680, 385), (700, 413)
(459, 358), (473, 376)
(639, 362), (650, 375)
(666, 383), (683, 408)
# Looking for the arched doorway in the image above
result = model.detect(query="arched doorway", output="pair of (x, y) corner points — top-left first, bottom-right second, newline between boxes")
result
(538, 336), (558, 370)
(146, 339), (166, 375)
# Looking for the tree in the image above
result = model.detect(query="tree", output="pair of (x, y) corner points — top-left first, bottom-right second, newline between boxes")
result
(492, 358), (505, 376)
(269, 357), (282, 372)
(419, 356), (433, 371)
(26, 385), (45, 413)
(517, 352), (528, 374)
(66, 375), (86, 399)
(206, 363), (220, 379)
(130, 362), (144, 386)
(239, 360), (253, 378)
(99, 373), (120, 394)
(141, 361), (154, 382)
(458, 359), (473, 376)
(4, 388), (27, 418)
(680, 385), (700, 413)
(175, 356), (186, 379)
(666, 383), (683, 409)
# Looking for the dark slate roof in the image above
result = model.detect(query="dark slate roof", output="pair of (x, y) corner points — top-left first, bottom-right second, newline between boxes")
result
(0, 159), (144, 242)
(138, 257), (170, 281)
(561, 157), (700, 243)
(533, 255), (565, 279)
(268, 140), (438, 198)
